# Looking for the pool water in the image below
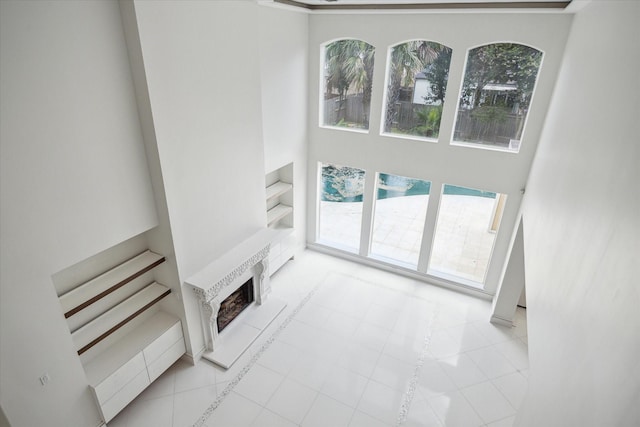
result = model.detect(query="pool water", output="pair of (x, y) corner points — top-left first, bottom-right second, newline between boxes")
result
(322, 171), (496, 202)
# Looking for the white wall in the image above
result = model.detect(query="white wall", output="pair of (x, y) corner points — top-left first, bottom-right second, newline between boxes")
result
(307, 13), (572, 293)
(119, 0), (189, 356)
(0, 1), (158, 426)
(491, 217), (526, 324)
(132, 0), (271, 356)
(518, 1), (640, 425)
(259, 5), (309, 251)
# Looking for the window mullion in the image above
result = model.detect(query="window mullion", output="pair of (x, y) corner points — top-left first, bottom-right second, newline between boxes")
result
(358, 170), (377, 257)
(417, 180), (441, 273)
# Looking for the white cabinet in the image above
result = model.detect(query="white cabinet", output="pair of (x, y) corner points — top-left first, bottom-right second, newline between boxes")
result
(269, 229), (296, 275)
(92, 352), (146, 404)
(84, 312), (185, 422)
(265, 163), (295, 275)
(101, 369), (150, 422)
(147, 338), (186, 382)
(56, 250), (185, 423)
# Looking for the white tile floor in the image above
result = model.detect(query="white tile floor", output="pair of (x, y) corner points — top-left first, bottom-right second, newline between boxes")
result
(107, 250), (528, 427)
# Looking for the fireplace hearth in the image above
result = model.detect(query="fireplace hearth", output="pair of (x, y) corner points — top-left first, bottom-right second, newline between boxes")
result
(186, 229), (288, 368)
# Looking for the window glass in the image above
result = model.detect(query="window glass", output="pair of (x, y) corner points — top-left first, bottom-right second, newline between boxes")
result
(429, 184), (506, 283)
(318, 163), (366, 252)
(322, 39), (375, 130)
(370, 173), (431, 268)
(383, 41), (452, 139)
(453, 43), (543, 151)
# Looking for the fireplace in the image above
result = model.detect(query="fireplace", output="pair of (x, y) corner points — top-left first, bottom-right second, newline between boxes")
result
(217, 278), (254, 333)
(186, 229), (289, 369)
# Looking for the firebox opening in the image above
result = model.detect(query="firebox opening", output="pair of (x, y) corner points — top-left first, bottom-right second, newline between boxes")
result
(217, 278), (254, 333)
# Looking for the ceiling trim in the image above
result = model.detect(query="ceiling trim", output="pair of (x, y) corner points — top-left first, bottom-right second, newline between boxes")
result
(273, 0), (572, 11)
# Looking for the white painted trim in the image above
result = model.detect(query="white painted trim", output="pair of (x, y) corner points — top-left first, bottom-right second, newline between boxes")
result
(180, 351), (198, 366)
(258, 0), (577, 15)
(450, 140), (520, 154)
(307, 242), (493, 300)
(490, 314), (514, 327)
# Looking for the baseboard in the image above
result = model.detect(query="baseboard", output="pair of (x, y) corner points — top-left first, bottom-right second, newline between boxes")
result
(183, 345), (206, 365)
(490, 314), (514, 327)
(307, 243), (493, 301)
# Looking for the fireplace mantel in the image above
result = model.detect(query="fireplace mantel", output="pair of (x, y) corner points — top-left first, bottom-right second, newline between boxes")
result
(185, 228), (286, 368)
(186, 228), (279, 301)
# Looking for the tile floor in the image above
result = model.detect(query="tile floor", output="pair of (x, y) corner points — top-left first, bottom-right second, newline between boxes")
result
(107, 250), (528, 427)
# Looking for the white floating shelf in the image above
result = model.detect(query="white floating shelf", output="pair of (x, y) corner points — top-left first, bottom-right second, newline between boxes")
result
(265, 181), (292, 201)
(59, 251), (165, 319)
(71, 282), (171, 355)
(267, 203), (293, 227)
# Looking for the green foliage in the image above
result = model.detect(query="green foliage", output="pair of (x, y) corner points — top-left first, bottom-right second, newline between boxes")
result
(385, 41), (449, 132)
(324, 39), (375, 125)
(413, 105), (443, 137)
(423, 47), (452, 105)
(461, 43), (543, 109)
(471, 105), (509, 124)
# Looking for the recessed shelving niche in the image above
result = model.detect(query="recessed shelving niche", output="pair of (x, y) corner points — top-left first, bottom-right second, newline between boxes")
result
(265, 163), (295, 275)
(266, 165), (293, 228)
(54, 245), (185, 423)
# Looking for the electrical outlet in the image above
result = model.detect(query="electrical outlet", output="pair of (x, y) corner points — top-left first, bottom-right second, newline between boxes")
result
(39, 373), (50, 386)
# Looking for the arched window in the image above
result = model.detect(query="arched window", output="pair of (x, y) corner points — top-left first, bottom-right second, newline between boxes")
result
(454, 43), (543, 151)
(383, 40), (452, 140)
(322, 39), (375, 130)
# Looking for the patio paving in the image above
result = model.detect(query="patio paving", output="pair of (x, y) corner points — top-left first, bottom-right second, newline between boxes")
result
(318, 194), (500, 284)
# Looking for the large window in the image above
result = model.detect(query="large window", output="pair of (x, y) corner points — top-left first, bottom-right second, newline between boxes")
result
(322, 39), (375, 130)
(370, 173), (431, 268)
(453, 43), (543, 151)
(383, 41), (452, 140)
(313, 36), (546, 290)
(318, 163), (366, 252)
(428, 185), (506, 283)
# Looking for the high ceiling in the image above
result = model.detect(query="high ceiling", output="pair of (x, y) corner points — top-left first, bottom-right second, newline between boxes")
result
(272, 0), (573, 11)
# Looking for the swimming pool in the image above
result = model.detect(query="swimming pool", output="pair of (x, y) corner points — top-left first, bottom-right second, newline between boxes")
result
(321, 171), (496, 202)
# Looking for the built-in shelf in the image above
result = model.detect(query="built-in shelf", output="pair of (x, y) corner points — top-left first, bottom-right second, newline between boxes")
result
(266, 181), (293, 201)
(265, 163), (293, 230)
(55, 246), (184, 423)
(267, 203), (293, 227)
(265, 163), (295, 275)
(72, 282), (171, 355)
(59, 250), (165, 319)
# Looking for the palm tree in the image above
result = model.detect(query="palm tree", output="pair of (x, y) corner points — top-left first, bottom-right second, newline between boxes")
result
(324, 39), (375, 127)
(343, 43), (375, 126)
(384, 40), (443, 132)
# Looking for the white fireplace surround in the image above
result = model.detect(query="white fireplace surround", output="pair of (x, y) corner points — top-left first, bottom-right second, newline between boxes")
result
(186, 229), (285, 366)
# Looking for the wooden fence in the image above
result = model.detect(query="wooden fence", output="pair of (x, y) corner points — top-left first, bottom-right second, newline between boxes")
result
(323, 94), (366, 127)
(324, 96), (525, 146)
(453, 110), (524, 146)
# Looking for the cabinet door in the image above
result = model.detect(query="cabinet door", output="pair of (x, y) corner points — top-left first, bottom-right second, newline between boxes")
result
(147, 339), (186, 382)
(93, 352), (146, 404)
(143, 321), (182, 364)
(101, 369), (150, 422)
